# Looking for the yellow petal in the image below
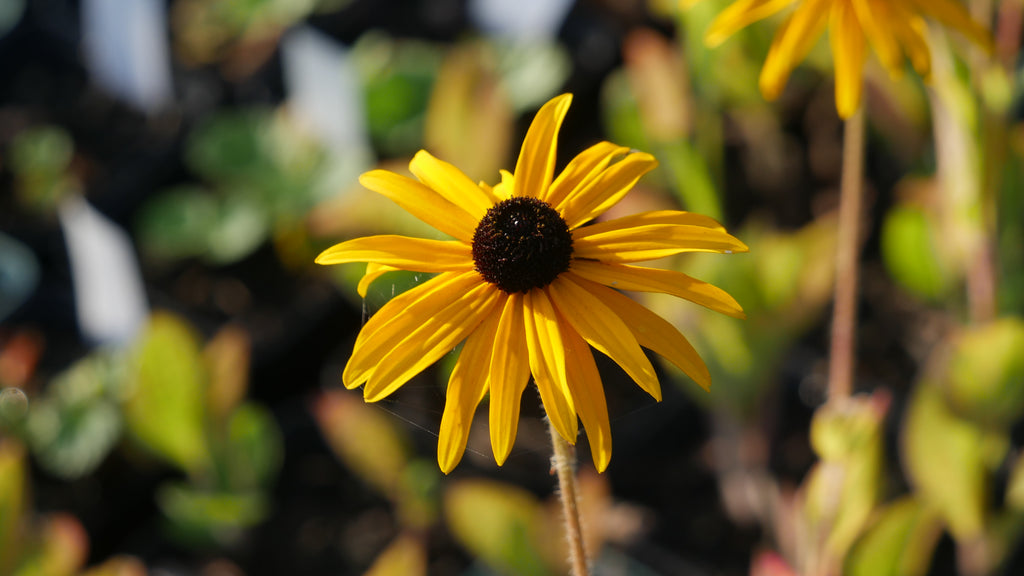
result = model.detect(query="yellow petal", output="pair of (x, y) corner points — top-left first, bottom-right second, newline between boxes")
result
(514, 94), (573, 200)
(573, 224), (749, 262)
(409, 150), (500, 220)
(831, 0), (867, 119)
(570, 209), (726, 235)
(359, 169), (478, 242)
(315, 235), (473, 271)
(488, 294), (532, 465)
(705, 0), (800, 48)
(852, 0), (903, 77)
(559, 317), (611, 472)
(568, 274), (712, 391)
(364, 282), (502, 402)
(547, 141), (629, 210)
(357, 263), (400, 298)
(570, 260), (746, 319)
(888, 5), (932, 78)
(560, 152), (659, 229)
(344, 271), (481, 388)
(548, 275), (661, 401)
(438, 301), (504, 474)
(759, 0), (831, 101)
(523, 290), (577, 444)
(908, 0), (993, 52)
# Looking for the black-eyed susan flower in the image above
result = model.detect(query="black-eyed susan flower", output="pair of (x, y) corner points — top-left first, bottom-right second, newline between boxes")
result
(316, 94), (747, 473)
(688, 0), (991, 118)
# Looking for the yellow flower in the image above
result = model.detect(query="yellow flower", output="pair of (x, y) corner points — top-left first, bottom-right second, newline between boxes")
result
(694, 0), (991, 118)
(316, 94), (747, 473)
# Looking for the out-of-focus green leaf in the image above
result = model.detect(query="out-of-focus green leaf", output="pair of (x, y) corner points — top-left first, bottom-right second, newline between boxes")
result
(313, 389), (410, 499)
(204, 324), (250, 419)
(26, 351), (127, 479)
(78, 556), (147, 576)
(902, 382), (988, 540)
(1006, 454), (1024, 511)
(944, 317), (1024, 428)
(804, 393), (888, 561)
(845, 497), (943, 576)
(157, 482), (269, 547)
(9, 125), (79, 215)
(881, 204), (950, 302)
(444, 479), (553, 576)
(353, 34), (442, 156)
(0, 441), (27, 574)
(425, 41), (513, 183)
(492, 39), (570, 114)
(124, 313), (210, 476)
(364, 534), (427, 576)
(223, 403), (282, 491)
(0, 0), (23, 38)
(135, 186), (220, 260)
(202, 189), (269, 264)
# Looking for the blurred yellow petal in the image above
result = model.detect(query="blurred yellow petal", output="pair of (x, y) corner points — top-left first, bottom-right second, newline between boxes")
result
(359, 169), (478, 242)
(574, 224), (749, 262)
(831, 0), (867, 118)
(365, 282), (503, 402)
(344, 272), (481, 389)
(888, 5), (932, 77)
(523, 290), (577, 444)
(410, 150), (500, 219)
(909, 0), (993, 52)
(570, 275), (712, 391)
(706, 0), (799, 47)
(438, 301), (505, 474)
(571, 260), (746, 319)
(547, 141), (629, 210)
(488, 294), (532, 465)
(759, 0), (831, 101)
(559, 318), (612, 472)
(315, 236), (472, 271)
(549, 275), (661, 401)
(851, 0), (903, 76)
(560, 152), (659, 229)
(515, 94), (573, 200)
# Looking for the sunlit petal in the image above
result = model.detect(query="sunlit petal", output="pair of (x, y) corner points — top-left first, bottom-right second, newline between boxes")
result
(359, 169), (478, 242)
(315, 236), (473, 271)
(438, 301), (504, 474)
(571, 209), (726, 234)
(560, 152), (659, 229)
(759, 0), (831, 101)
(514, 94), (573, 200)
(568, 274), (712, 390)
(831, 0), (867, 118)
(574, 224), (749, 262)
(548, 141), (629, 210)
(559, 317), (612, 472)
(364, 282), (503, 402)
(357, 263), (400, 298)
(549, 275), (661, 401)
(571, 260), (746, 319)
(344, 271), (481, 388)
(409, 150), (500, 219)
(523, 290), (577, 444)
(488, 294), (532, 465)
(852, 0), (903, 76)
(705, 0), (800, 47)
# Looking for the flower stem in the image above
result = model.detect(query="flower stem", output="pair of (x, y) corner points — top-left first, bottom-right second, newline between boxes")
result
(548, 419), (589, 576)
(828, 106), (866, 400)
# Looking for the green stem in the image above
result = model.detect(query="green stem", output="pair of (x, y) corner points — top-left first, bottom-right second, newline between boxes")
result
(548, 419), (589, 576)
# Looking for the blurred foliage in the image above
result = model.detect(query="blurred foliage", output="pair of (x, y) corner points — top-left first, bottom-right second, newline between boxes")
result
(8, 125), (80, 217)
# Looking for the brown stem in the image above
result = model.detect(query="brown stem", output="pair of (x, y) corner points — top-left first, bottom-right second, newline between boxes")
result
(828, 106), (866, 400)
(548, 419), (589, 576)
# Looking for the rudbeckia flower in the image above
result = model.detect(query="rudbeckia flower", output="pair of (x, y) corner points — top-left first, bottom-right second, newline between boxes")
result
(316, 94), (746, 473)
(689, 0), (991, 117)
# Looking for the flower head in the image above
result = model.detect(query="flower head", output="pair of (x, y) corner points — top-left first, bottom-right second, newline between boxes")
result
(693, 0), (991, 117)
(316, 94), (747, 473)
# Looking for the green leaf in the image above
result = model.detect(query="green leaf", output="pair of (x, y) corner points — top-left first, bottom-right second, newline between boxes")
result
(223, 403), (282, 491)
(845, 497), (943, 576)
(444, 479), (553, 576)
(902, 382), (988, 539)
(944, 317), (1024, 428)
(0, 441), (27, 574)
(157, 482), (269, 547)
(881, 205), (950, 302)
(124, 313), (211, 476)
(135, 186), (220, 261)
